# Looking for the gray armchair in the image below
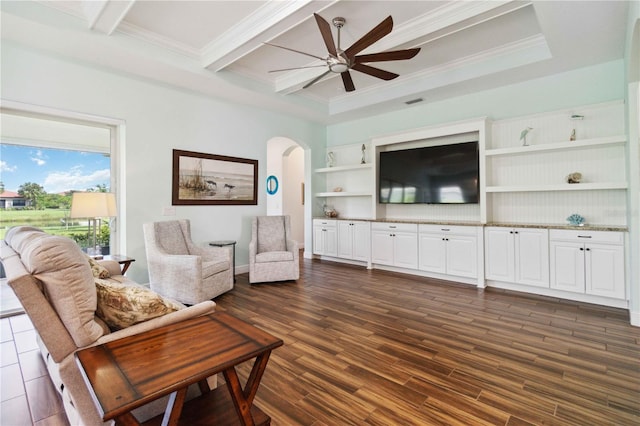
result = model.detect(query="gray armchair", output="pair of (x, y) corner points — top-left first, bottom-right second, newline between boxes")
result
(143, 219), (233, 304)
(249, 215), (299, 283)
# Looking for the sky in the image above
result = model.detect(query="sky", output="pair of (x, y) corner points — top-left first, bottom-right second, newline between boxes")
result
(0, 144), (111, 194)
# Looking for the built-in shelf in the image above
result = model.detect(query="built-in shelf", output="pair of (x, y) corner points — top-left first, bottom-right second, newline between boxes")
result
(315, 191), (372, 197)
(315, 164), (373, 173)
(486, 182), (628, 193)
(485, 135), (626, 157)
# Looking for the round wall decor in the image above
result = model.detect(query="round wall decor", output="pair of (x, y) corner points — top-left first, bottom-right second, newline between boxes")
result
(266, 175), (279, 195)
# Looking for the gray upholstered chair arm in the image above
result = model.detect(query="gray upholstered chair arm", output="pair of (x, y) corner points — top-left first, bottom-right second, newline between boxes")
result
(286, 239), (299, 254)
(249, 240), (257, 259)
(189, 245), (230, 262)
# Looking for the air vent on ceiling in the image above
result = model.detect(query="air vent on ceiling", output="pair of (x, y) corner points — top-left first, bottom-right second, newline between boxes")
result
(405, 98), (423, 105)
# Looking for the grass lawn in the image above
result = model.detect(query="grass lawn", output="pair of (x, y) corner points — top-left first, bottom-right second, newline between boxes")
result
(0, 208), (90, 240)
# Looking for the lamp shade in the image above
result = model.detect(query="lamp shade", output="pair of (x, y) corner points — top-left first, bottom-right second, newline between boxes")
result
(70, 192), (117, 218)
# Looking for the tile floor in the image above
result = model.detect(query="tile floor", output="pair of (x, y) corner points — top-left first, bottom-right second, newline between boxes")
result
(1, 282), (69, 426)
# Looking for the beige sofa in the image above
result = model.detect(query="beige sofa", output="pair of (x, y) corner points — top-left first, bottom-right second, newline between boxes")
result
(0, 226), (217, 425)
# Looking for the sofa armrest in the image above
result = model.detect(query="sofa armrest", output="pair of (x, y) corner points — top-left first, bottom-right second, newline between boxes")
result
(95, 301), (216, 345)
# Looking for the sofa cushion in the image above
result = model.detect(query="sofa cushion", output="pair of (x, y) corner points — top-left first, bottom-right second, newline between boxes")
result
(156, 221), (189, 255)
(255, 251), (294, 263)
(18, 231), (105, 347)
(87, 256), (110, 279)
(94, 279), (185, 330)
(257, 216), (287, 253)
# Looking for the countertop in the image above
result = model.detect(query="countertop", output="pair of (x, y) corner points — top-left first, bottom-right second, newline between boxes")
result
(313, 217), (627, 232)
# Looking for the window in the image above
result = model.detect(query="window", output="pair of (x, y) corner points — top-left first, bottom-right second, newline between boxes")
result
(0, 106), (119, 253)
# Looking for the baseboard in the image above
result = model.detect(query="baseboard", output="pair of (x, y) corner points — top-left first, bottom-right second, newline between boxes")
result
(630, 309), (640, 327)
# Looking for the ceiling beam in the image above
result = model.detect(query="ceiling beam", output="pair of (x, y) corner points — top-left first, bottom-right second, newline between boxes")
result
(85, 0), (136, 35)
(201, 0), (339, 72)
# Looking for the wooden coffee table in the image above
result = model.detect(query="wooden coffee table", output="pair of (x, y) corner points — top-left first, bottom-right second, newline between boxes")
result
(75, 312), (283, 425)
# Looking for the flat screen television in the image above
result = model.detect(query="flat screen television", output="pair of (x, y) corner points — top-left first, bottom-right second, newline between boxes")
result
(379, 141), (479, 204)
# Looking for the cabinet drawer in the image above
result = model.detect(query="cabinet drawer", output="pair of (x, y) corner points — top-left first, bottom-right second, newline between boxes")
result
(419, 224), (477, 235)
(371, 222), (417, 233)
(313, 219), (337, 228)
(549, 229), (624, 244)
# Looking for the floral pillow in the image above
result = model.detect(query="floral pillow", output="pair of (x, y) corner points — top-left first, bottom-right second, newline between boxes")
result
(94, 278), (185, 330)
(87, 256), (110, 279)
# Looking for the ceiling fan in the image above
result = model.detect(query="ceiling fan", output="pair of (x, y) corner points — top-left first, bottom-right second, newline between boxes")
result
(266, 13), (421, 92)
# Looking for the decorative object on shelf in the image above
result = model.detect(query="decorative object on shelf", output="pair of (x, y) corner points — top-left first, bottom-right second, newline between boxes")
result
(519, 127), (533, 146)
(566, 172), (582, 184)
(333, 187), (343, 192)
(323, 204), (338, 218)
(566, 213), (585, 226)
(569, 114), (584, 141)
(327, 151), (335, 167)
(361, 144), (366, 164)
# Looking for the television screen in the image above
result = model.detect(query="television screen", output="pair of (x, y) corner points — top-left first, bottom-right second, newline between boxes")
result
(379, 141), (479, 204)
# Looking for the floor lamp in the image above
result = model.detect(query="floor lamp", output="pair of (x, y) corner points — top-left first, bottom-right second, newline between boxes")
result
(70, 192), (117, 258)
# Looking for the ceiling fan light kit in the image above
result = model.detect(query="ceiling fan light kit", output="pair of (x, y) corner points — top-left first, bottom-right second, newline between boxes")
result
(267, 13), (421, 93)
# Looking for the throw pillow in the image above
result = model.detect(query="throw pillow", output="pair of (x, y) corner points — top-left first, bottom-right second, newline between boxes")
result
(94, 279), (185, 330)
(87, 256), (110, 279)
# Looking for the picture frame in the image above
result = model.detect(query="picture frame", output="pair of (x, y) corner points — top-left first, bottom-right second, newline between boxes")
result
(172, 149), (258, 205)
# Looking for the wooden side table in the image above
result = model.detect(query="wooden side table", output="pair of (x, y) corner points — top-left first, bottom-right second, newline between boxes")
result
(209, 240), (236, 282)
(75, 312), (282, 425)
(103, 254), (135, 274)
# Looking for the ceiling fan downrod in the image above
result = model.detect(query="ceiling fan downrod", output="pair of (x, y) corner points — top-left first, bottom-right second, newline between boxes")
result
(329, 17), (349, 73)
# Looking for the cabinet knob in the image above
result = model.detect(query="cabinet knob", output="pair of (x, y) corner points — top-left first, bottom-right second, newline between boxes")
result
(586, 248), (591, 251)
(580, 247), (584, 251)
(514, 231), (519, 234)
(510, 231), (514, 234)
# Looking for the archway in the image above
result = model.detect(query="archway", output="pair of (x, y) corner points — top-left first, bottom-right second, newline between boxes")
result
(266, 137), (305, 247)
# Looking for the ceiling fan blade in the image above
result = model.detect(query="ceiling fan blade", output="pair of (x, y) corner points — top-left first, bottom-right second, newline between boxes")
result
(355, 48), (420, 63)
(303, 70), (332, 89)
(314, 13), (337, 57)
(341, 71), (355, 92)
(263, 42), (325, 61)
(344, 16), (393, 59)
(268, 65), (328, 73)
(352, 63), (398, 81)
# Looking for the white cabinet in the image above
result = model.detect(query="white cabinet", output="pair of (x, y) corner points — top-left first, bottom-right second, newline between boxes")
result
(337, 220), (370, 262)
(549, 230), (625, 299)
(371, 222), (418, 269)
(418, 225), (478, 279)
(485, 227), (549, 288)
(313, 219), (337, 257)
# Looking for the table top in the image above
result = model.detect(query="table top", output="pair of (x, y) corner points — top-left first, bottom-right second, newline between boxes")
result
(102, 254), (135, 263)
(209, 240), (237, 246)
(75, 312), (282, 421)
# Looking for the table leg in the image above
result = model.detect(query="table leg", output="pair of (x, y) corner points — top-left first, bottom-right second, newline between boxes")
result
(223, 351), (272, 426)
(161, 387), (188, 426)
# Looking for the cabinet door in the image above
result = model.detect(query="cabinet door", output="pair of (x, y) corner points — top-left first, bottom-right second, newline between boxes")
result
(352, 222), (371, 262)
(394, 232), (418, 269)
(419, 233), (446, 273)
(337, 221), (353, 259)
(484, 228), (515, 282)
(550, 242), (585, 293)
(371, 231), (394, 266)
(313, 226), (325, 255)
(514, 228), (549, 288)
(446, 235), (477, 278)
(586, 244), (625, 299)
(324, 226), (338, 257)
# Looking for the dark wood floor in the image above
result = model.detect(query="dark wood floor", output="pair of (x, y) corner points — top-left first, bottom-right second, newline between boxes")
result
(2, 258), (640, 425)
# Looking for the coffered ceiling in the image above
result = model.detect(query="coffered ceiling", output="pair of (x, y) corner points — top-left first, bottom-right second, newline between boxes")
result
(0, 1), (629, 124)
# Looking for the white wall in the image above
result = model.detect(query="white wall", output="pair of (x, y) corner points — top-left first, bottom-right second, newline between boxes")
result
(1, 42), (325, 284)
(283, 146), (304, 245)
